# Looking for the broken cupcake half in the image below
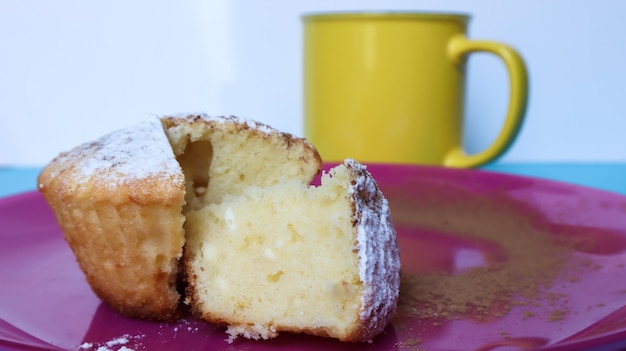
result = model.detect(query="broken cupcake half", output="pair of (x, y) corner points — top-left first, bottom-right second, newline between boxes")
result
(38, 114), (400, 342)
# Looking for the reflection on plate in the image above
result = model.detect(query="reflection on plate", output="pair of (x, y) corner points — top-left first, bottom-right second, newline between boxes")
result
(2, 164), (626, 351)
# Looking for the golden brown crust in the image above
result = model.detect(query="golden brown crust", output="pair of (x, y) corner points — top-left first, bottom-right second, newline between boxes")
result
(38, 120), (186, 321)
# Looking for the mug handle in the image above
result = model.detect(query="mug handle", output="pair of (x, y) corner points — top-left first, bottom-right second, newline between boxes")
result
(444, 35), (529, 168)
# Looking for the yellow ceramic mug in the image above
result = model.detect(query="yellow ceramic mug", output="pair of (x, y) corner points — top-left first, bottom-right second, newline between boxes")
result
(303, 12), (528, 167)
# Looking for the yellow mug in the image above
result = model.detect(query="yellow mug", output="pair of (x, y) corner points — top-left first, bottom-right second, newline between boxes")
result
(303, 12), (528, 167)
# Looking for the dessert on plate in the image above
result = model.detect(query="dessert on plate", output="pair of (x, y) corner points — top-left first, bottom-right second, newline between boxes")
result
(38, 114), (400, 342)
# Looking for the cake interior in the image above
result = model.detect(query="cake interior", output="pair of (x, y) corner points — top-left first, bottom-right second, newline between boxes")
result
(184, 168), (363, 340)
(163, 118), (319, 212)
(162, 120), (363, 340)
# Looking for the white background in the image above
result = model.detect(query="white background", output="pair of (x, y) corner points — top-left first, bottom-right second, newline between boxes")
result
(1, 0), (625, 166)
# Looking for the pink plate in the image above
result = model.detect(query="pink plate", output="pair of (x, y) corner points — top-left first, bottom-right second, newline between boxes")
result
(2, 164), (626, 351)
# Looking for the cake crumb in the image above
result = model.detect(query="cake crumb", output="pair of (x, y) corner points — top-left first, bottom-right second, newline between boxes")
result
(405, 338), (421, 346)
(398, 338), (424, 350)
(548, 309), (567, 322)
(392, 186), (597, 326)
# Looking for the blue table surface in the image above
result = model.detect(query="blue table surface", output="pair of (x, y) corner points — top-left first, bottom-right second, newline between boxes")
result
(1, 162), (625, 198)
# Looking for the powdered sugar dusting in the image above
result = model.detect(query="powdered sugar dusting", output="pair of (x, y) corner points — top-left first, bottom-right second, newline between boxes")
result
(78, 334), (144, 351)
(78, 119), (180, 182)
(345, 159), (400, 339)
(46, 118), (181, 187)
